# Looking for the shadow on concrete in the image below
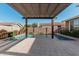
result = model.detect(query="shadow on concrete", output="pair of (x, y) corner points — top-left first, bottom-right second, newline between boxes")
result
(0, 36), (26, 55)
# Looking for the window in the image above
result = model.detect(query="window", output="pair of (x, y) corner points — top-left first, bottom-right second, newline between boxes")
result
(73, 19), (79, 30)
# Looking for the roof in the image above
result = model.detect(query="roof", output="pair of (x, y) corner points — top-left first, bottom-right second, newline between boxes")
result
(40, 22), (64, 26)
(63, 15), (79, 22)
(53, 22), (64, 26)
(8, 3), (70, 18)
(0, 22), (19, 26)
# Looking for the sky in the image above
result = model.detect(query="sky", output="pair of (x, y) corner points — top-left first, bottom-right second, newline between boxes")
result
(0, 3), (25, 25)
(0, 3), (79, 25)
(55, 3), (79, 22)
(28, 19), (51, 25)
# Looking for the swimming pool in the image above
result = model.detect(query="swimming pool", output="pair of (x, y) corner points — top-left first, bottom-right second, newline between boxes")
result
(14, 34), (33, 40)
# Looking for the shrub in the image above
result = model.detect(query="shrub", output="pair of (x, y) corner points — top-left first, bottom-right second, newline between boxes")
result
(70, 30), (79, 37)
(59, 29), (79, 38)
(59, 29), (71, 35)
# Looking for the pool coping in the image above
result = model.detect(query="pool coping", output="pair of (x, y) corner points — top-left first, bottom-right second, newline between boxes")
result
(55, 33), (79, 41)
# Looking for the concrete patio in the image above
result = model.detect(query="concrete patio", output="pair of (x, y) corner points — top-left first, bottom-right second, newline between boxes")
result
(0, 35), (79, 56)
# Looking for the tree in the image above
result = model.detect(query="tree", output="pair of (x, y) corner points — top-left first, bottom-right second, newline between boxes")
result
(32, 23), (37, 28)
(32, 23), (37, 35)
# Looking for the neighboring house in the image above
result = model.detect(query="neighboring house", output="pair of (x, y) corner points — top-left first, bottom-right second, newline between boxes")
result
(62, 16), (79, 31)
(37, 23), (52, 34)
(0, 22), (21, 32)
(0, 22), (22, 39)
(40, 22), (64, 32)
(17, 22), (64, 35)
(25, 23), (52, 35)
(28, 22), (64, 34)
(40, 23), (51, 28)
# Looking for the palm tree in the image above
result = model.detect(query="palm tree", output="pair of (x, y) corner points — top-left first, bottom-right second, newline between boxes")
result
(32, 23), (37, 27)
(32, 23), (37, 35)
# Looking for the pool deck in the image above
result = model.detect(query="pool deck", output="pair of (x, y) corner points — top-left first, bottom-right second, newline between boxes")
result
(1, 35), (79, 56)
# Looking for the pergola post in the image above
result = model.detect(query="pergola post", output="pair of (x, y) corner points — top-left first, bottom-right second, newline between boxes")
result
(33, 27), (35, 37)
(51, 19), (54, 39)
(23, 17), (28, 38)
(46, 27), (48, 37)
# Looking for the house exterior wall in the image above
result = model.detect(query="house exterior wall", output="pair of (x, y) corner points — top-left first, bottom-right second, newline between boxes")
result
(73, 18), (79, 30)
(27, 22), (64, 34)
(63, 16), (79, 31)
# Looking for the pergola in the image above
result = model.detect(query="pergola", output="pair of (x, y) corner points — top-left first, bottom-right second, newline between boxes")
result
(8, 3), (70, 38)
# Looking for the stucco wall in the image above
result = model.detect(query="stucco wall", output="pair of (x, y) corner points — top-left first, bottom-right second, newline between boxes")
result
(27, 27), (52, 35)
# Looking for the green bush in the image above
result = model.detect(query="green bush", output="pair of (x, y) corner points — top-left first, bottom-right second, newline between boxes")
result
(70, 30), (79, 37)
(59, 29), (79, 38)
(59, 30), (71, 35)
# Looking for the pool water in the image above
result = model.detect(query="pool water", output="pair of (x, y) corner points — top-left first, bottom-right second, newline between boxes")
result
(13, 34), (33, 40)
(27, 34), (33, 38)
